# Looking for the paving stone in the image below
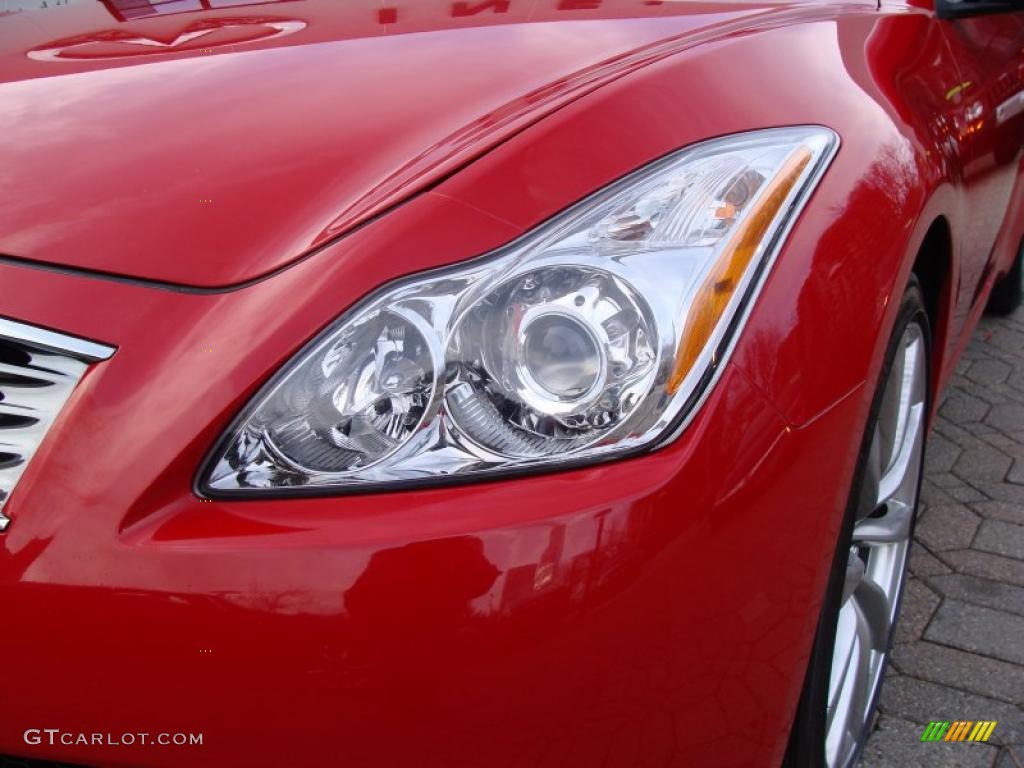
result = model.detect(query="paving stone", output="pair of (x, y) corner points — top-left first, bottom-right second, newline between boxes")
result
(937, 418), (992, 451)
(916, 504), (981, 551)
(926, 432), (963, 474)
(943, 549), (1024, 588)
(879, 676), (1024, 744)
(924, 600), (1024, 666)
(967, 421), (1003, 436)
(953, 447), (1013, 484)
(949, 485), (992, 503)
(986, 403), (1024, 431)
(991, 383), (1024, 406)
(925, 573), (1024, 617)
(909, 542), (953, 577)
(963, 339), (991, 359)
(969, 359), (1014, 386)
(979, 481), (1024, 505)
(971, 501), (1024, 526)
(931, 471), (969, 489)
(987, 326), (1024, 356)
(860, 715), (998, 767)
(1009, 459), (1024, 486)
(953, 375), (976, 392)
(974, 386), (1019, 407)
(895, 579), (942, 644)
(943, 390), (993, 424)
(891, 642), (1024, 704)
(978, 380), (1019, 403)
(973, 519), (1024, 561)
(920, 479), (958, 507)
(981, 433), (1024, 459)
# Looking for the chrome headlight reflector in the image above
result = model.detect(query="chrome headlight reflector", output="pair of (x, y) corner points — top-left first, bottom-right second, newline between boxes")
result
(202, 127), (837, 494)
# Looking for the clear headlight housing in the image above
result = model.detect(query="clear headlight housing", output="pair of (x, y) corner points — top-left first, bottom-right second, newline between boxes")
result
(201, 127), (837, 494)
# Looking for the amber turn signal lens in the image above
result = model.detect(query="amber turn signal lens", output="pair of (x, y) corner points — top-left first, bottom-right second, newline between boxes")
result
(667, 146), (813, 394)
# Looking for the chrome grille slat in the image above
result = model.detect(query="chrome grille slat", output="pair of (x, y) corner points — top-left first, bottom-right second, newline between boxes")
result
(0, 318), (115, 531)
(0, 401), (41, 412)
(0, 362), (63, 385)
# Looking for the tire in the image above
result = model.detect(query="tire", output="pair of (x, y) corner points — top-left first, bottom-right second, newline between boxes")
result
(784, 278), (931, 768)
(986, 241), (1023, 316)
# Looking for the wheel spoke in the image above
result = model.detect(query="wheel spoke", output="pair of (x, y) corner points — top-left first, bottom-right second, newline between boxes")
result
(826, 598), (875, 768)
(853, 502), (913, 545)
(875, 345), (905, 472)
(875, 401), (924, 507)
(857, 428), (884, 520)
(854, 575), (892, 651)
(827, 605), (859, 724)
(841, 548), (865, 603)
(848, 600), (875, 715)
(825, 603), (860, 764)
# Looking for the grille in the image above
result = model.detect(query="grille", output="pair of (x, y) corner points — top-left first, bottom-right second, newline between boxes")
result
(0, 317), (114, 531)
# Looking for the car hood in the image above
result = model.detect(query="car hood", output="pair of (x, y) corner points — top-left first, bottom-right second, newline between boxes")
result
(1, 0), (798, 288)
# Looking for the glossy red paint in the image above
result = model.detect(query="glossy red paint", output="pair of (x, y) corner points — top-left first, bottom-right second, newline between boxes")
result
(1, 1), (1022, 767)
(0, 0), (824, 288)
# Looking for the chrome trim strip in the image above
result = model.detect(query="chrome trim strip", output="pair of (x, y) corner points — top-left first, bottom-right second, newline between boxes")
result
(0, 316), (115, 362)
(996, 90), (1024, 125)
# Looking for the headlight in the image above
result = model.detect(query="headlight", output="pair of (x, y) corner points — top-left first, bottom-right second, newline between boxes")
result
(201, 126), (837, 495)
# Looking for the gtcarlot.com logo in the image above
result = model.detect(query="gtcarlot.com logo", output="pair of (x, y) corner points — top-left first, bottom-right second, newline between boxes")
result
(24, 729), (203, 747)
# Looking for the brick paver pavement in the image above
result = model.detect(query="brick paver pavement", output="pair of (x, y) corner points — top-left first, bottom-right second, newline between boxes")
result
(861, 304), (1024, 768)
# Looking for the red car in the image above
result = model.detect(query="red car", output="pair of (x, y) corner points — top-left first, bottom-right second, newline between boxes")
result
(1, 0), (1022, 766)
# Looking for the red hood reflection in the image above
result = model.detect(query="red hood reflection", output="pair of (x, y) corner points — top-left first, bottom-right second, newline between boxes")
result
(0, 0), (807, 288)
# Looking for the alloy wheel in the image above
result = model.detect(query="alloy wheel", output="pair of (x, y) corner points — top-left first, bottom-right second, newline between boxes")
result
(824, 321), (928, 768)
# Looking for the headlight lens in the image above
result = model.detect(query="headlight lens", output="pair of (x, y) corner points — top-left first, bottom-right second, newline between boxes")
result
(202, 126), (837, 494)
(446, 265), (658, 459)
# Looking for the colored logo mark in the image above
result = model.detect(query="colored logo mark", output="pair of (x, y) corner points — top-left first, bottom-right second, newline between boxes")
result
(921, 721), (997, 742)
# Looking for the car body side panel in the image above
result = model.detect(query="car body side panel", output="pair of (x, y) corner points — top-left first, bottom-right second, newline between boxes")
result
(937, 12), (1024, 306)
